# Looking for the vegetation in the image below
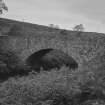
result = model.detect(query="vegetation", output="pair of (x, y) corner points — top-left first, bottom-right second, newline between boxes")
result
(49, 24), (60, 29)
(0, 18), (105, 105)
(0, 66), (105, 105)
(26, 49), (78, 72)
(0, 51), (31, 81)
(0, 0), (8, 15)
(73, 24), (84, 31)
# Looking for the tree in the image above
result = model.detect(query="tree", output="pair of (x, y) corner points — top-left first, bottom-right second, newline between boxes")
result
(49, 24), (60, 29)
(73, 24), (84, 31)
(0, 0), (8, 15)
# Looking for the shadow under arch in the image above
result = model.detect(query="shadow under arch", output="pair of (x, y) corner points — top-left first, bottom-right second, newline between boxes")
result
(26, 48), (78, 72)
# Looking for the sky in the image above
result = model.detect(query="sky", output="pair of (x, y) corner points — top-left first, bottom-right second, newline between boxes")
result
(2, 0), (105, 33)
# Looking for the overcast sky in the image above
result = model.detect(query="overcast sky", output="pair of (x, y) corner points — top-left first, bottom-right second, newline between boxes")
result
(3, 0), (105, 33)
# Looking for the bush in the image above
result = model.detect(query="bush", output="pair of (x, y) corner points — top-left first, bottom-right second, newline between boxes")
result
(0, 51), (31, 81)
(0, 66), (105, 105)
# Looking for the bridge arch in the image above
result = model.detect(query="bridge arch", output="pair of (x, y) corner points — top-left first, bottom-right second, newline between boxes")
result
(26, 48), (78, 72)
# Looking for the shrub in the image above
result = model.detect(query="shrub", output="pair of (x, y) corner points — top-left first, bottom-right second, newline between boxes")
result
(0, 66), (105, 105)
(0, 51), (31, 81)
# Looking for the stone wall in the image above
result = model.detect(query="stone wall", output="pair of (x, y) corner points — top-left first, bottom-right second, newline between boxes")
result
(0, 18), (105, 69)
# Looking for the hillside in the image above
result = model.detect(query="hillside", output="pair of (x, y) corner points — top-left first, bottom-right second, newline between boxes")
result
(0, 18), (105, 69)
(0, 18), (105, 105)
(0, 17), (104, 36)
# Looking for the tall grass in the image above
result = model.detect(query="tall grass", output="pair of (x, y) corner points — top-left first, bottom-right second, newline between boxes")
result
(0, 66), (104, 105)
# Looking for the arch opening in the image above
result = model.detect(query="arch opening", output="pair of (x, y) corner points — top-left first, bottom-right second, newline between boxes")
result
(26, 48), (78, 72)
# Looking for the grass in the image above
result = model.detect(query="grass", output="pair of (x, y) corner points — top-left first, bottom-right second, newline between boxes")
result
(0, 66), (105, 105)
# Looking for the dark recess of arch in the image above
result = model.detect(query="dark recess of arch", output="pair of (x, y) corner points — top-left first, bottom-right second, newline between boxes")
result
(26, 48), (78, 72)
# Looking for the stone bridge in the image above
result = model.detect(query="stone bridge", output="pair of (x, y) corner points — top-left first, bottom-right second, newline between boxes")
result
(0, 18), (105, 70)
(0, 33), (80, 68)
